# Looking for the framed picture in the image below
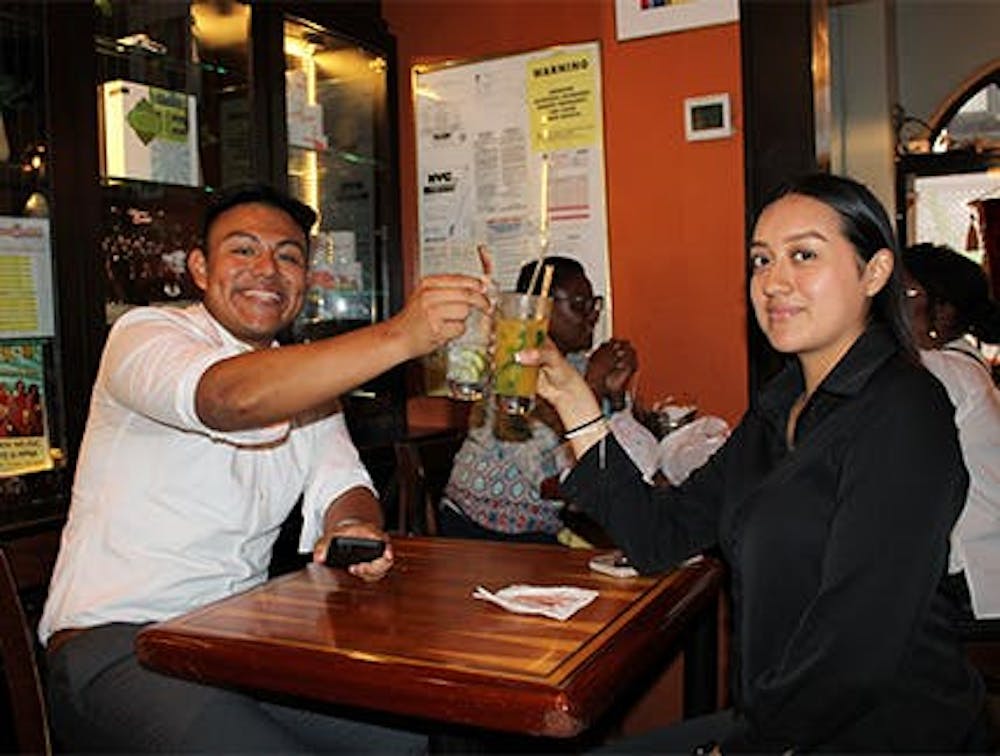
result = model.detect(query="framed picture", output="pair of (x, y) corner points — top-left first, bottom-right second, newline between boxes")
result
(684, 93), (733, 141)
(614, 0), (739, 42)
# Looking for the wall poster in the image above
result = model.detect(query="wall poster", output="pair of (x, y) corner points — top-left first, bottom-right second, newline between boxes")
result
(0, 339), (52, 476)
(414, 41), (611, 344)
(0, 217), (55, 339)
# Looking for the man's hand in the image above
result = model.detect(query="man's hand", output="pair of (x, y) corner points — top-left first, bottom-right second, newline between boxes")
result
(314, 520), (394, 582)
(389, 274), (490, 358)
(313, 487), (393, 582)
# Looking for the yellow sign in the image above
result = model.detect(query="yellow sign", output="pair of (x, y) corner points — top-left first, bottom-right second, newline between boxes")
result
(0, 436), (52, 475)
(527, 50), (598, 152)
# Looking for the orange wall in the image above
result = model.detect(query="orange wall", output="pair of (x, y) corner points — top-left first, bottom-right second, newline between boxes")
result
(384, 0), (748, 425)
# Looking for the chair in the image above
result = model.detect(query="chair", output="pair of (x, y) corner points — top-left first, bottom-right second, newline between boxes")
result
(393, 429), (466, 536)
(0, 545), (51, 755)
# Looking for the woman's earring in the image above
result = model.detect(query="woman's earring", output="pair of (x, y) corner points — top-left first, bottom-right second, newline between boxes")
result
(928, 328), (939, 342)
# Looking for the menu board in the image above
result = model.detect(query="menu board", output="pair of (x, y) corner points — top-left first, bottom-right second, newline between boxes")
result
(414, 42), (611, 336)
(0, 217), (55, 339)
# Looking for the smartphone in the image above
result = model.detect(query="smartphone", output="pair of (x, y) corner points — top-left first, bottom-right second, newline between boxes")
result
(324, 537), (386, 569)
(588, 550), (639, 579)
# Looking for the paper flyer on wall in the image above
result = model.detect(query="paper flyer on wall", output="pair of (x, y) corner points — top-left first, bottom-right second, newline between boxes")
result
(0, 340), (52, 476)
(0, 217), (55, 339)
(100, 79), (200, 186)
(414, 42), (610, 322)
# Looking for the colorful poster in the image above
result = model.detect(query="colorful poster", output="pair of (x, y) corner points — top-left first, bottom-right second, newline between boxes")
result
(0, 340), (52, 476)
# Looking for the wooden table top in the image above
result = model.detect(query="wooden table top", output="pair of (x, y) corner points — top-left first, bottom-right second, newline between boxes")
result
(137, 536), (722, 738)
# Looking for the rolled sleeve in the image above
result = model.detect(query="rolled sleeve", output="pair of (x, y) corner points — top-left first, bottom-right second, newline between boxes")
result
(103, 307), (290, 446)
(298, 411), (376, 551)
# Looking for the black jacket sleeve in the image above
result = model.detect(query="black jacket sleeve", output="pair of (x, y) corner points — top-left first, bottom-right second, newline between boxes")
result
(561, 424), (740, 573)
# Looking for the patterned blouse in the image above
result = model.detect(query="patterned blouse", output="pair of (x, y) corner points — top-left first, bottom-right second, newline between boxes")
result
(440, 354), (588, 535)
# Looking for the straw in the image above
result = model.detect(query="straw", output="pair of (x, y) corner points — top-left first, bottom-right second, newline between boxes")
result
(536, 264), (554, 318)
(526, 254), (544, 295)
(526, 155), (551, 295)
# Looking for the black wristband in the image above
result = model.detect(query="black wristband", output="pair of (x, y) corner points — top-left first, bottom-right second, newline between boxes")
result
(563, 414), (607, 440)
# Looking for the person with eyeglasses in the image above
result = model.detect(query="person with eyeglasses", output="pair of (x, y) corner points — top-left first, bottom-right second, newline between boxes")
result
(902, 243), (1000, 621)
(438, 255), (647, 543)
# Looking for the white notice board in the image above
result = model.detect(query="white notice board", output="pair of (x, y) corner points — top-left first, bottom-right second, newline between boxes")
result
(414, 41), (611, 336)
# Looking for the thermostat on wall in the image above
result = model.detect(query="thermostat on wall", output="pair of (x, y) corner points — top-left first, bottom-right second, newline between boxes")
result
(684, 93), (732, 141)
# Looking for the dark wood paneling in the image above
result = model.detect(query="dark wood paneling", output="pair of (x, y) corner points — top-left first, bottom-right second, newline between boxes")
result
(740, 0), (820, 393)
(45, 1), (104, 468)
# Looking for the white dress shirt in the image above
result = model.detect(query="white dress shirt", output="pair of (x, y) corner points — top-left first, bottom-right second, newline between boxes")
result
(39, 304), (373, 642)
(922, 341), (1000, 618)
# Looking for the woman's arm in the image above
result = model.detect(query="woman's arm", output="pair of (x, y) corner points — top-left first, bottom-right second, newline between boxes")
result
(523, 340), (727, 571)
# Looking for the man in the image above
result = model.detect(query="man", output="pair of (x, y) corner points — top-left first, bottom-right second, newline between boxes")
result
(39, 184), (487, 751)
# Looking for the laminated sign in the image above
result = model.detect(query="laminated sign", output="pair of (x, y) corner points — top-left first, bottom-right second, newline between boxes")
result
(100, 79), (200, 186)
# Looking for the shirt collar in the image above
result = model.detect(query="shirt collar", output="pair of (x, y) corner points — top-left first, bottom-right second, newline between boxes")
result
(194, 302), (279, 353)
(757, 323), (902, 417)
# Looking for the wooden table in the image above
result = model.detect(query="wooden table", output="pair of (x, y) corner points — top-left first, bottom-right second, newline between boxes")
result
(137, 537), (722, 738)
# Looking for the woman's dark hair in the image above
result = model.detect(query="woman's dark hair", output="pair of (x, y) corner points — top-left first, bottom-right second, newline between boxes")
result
(201, 184), (317, 251)
(903, 242), (1000, 343)
(515, 256), (586, 294)
(767, 173), (918, 362)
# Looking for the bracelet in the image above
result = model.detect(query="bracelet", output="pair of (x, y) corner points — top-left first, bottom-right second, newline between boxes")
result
(563, 414), (607, 440)
(332, 516), (364, 529)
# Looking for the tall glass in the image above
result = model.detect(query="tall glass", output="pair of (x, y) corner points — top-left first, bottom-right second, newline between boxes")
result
(492, 292), (552, 415)
(446, 306), (491, 401)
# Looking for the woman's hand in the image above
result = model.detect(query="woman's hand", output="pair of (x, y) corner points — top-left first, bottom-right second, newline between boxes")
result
(585, 338), (638, 404)
(518, 338), (602, 431)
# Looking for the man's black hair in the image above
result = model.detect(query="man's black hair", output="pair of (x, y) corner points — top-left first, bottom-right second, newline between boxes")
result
(201, 184), (317, 249)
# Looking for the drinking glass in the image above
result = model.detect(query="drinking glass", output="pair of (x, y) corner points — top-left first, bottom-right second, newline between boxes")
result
(446, 306), (491, 401)
(492, 292), (552, 415)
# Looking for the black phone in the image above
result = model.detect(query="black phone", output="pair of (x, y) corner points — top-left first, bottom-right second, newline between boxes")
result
(324, 536), (386, 568)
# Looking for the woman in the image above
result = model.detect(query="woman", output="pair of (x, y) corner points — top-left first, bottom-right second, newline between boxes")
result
(903, 243), (1000, 620)
(521, 175), (992, 751)
(438, 255), (640, 543)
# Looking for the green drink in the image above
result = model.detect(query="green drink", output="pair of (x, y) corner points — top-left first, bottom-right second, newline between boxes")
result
(492, 292), (551, 414)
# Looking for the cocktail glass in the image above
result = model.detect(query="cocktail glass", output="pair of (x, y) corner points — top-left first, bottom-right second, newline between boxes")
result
(492, 292), (552, 415)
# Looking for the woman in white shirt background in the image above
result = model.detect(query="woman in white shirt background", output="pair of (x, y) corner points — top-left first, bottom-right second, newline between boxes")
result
(903, 242), (1000, 619)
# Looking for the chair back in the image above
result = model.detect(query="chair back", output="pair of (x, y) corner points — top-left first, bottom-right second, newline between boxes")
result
(0, 545), (51, 755)
(393, 430), (466, 535)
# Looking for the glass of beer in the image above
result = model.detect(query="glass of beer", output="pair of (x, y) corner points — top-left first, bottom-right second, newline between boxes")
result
(492, 292), (552, 415)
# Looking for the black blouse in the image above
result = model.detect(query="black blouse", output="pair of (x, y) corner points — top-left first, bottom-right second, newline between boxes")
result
(562, 325), (984, 751)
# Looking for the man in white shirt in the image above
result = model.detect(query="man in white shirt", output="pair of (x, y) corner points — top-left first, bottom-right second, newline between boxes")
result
(40, 184), (487, 752)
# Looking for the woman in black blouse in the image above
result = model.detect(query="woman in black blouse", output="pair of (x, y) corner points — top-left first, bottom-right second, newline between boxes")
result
(521, 174), (993, 752)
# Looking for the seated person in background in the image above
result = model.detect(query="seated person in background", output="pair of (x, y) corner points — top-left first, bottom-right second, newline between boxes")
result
(521, 174), (993, 751)
(439, 255), (642, 543)
(39, 184), (488, 753)
(903, 242), (1000, 619)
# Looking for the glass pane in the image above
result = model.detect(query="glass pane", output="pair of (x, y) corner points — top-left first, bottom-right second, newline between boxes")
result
(284, 17), (388, 336)
(937, 81), (1000, 153)
(0, 4), (68, 509)
(95, 0), (251, 322)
